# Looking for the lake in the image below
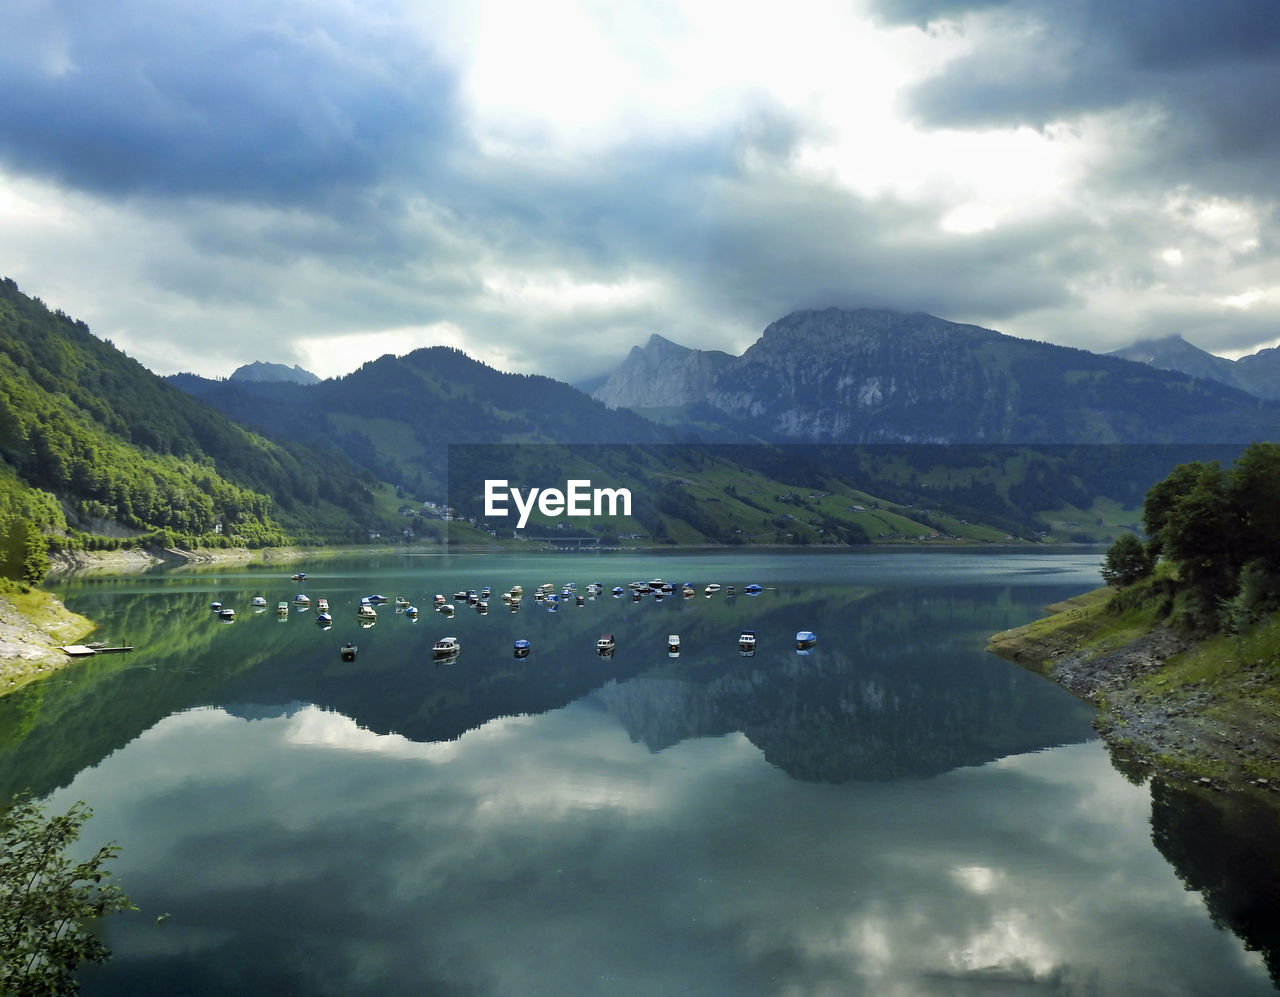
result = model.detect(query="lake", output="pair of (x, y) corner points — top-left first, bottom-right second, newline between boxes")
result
(4, 549), (1278, 995)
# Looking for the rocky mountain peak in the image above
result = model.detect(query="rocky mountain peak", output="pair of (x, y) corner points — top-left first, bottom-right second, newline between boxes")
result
(230, 361), (320, 385)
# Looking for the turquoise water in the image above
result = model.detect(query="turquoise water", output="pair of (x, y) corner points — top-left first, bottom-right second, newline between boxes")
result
(5, 549), (1276, 994)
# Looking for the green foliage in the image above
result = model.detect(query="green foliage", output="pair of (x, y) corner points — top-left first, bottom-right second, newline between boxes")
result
(1130, 442), (1280, 632)
(0, 277), (379, 572)
(1101, 533), (1154, 588)
(1, 794), (134, 994)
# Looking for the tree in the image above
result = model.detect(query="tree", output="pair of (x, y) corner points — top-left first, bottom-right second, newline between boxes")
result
(1, 795), (134, 995)
(1100, 532), (1153, 587)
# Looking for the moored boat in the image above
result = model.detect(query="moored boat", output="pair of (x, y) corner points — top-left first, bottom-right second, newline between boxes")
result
(218, 607), (235, 621)
(596, 633), (616, 655)
(738, 630), (757, 653)
(667, 634), (680, 654)
(513, 638), (531, 658)
(433, 636), (460, 658)
(795, 630), (817, 650)
(340, 642), (357, 661)
(358, 603), (377, 620)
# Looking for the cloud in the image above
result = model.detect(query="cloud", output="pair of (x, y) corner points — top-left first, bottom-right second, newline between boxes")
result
(2, 0), (1279, 382)
(0, 0), (460, 203)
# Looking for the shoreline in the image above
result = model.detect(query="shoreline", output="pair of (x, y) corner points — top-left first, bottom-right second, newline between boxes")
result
(988, 591), (1280, 791)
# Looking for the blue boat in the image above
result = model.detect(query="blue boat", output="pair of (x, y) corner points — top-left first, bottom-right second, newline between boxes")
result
(513, 638), (531, 658)
(795, 630), (818, 650)
(744, 584), (763, 595)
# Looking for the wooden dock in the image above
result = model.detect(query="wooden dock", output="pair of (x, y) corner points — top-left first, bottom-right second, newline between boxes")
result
(61, 644), (134, 656)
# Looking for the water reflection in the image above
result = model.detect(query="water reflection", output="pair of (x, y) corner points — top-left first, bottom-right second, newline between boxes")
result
(3, 552), (1275, 994)
(65, 707), (1273, 996)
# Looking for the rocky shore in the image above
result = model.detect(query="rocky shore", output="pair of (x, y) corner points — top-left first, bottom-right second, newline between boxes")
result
(0, 590), (94, 695)
(989, 592), (1280, 790)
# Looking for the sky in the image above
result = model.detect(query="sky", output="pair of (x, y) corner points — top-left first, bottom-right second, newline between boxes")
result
(2, 0), (1279, 384)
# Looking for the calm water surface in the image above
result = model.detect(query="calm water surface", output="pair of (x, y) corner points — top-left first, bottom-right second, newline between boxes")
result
(4, 549), (1278, 995)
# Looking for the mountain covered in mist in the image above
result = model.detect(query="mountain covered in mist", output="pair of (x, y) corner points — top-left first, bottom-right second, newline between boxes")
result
(592, 308), (1280, 444)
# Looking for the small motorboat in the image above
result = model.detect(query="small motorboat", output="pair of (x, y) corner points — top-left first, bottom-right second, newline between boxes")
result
(454, 590), (468, 601)
(293, 593), (311, 606)
(358, 603), (377, 620)
(475, 601), (489, 614)
(276, 601), (289, 617)
(509, 584), (524, 596)
(218, 606), (235, 621)
(317, 598), (330, 612)
(405, 605), (419, 619)
(316, 611), (332, 625)
(513, 638), (531, 658)
(738, 630), (757, 653)
(395, 596), (410, 608)
(438, 603), (455, 616)
(433, 636), (460, 659)
(704, 583), (721, 595)
(744, 584), (763, 595)
(209, 601), (222, 612)
(340, 642), (357, 662)
(291, 572), (307, 581)
(612, 586), (624, 596)
(365, 594), (389, 604)
(575, 596), (584, 606)
(251, 595), (268, 607)
(434, 593), (446, 605)
(726, 585), (736, 596)
(795, 630), (818, 651)
(480, 586), (491, 599)
(667, 634), (680, 654)
(596, 633), (616, 655)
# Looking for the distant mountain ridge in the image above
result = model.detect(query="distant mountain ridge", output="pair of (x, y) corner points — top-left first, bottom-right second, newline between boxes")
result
(1108, 334), (1280, 400)
(592, 308), (1280, 444)
(230, 361), (320, 385)
(594, 334), (734, 409)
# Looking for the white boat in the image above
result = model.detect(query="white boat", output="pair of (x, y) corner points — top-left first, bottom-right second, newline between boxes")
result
(276, 601), (289, 617)
(795, 630), (817, 650)
(704, 584), (720, 595)
(317, 598), (330, 612)
(667, 634), (680, 653)
(738, 630), (757, 652)
(438, 603), (455, 616)
(405, 605), (419, 618)
(293, 593), (310, 606)
(509, 584), (524, 596)
(433, 636), (460, 658)
(358, 603), (377, 620)
(290, 572), (307, 581)
(596, 633), (616, 654)
(434, 593), (446, 605)
(251, 596), (268, 607)
(395, 596), (410, 608)
(218, 607), (235, 621)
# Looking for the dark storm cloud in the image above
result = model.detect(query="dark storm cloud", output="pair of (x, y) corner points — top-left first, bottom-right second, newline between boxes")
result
(0, 1), (459, 203)
(876, 0), (1280, 196)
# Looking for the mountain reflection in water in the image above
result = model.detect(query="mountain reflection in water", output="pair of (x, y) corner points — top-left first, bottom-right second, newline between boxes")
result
(1, 551), (1274, 995)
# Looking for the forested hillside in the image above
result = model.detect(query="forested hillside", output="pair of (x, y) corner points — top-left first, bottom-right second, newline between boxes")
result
(0, 278), (378, 580)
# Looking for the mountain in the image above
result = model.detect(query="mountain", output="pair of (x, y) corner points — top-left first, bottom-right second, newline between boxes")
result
(229, 361), (320, 385)
(1109, 334), (1280, 401)
(595, 309), (1280, 444)
(0, 277), (378, 574)
(168, 346), (672, 500)
(593, 334), (734, 410)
